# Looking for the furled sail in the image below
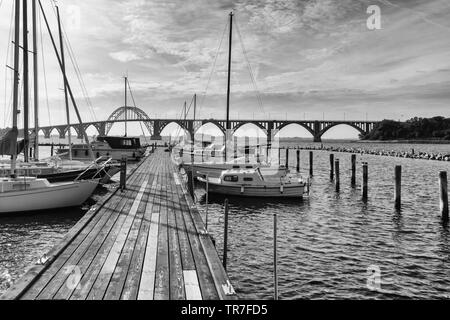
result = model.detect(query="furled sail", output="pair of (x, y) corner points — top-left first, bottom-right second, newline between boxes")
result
(0, 127), (20, 156)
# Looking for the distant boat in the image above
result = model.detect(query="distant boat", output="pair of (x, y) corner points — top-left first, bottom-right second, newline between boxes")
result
(197, 168), (308, 198)
(57, 136), (146, 161)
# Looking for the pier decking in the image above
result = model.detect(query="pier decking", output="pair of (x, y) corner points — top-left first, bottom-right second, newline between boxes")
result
(1, 149), (236, 300)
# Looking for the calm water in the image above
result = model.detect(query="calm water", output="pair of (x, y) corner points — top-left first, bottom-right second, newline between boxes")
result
(194, 141), (450, 300)
(1, 142), (450, 299)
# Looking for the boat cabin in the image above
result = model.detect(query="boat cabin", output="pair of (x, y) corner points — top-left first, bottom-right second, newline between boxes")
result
(219, 169), (265, 184)
(97, 136), (141, 149)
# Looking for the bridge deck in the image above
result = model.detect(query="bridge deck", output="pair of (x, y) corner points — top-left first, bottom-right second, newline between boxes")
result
(2, 149), (236, 300)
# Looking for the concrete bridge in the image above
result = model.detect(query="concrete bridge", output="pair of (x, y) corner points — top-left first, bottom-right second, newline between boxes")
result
(23, 106), (379, 143)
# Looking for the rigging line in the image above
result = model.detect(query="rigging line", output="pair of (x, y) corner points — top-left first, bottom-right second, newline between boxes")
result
(127, 80), (148, 144)
(198, 19), (229, 118)
(50, 2), (98, 123)
(234, 18), (265, 116)
(38, 7), (52, 127)
(4, 0), (14, 128)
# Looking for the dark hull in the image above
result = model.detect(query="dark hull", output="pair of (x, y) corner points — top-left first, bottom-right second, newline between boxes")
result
(38, 167), (120, 183)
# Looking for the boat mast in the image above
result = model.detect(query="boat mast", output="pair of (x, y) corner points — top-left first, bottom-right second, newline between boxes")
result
(10, 0), (21, 176)
(32, 0), (39, 160)
(23, 0), (30, 162)
(38, 0), (95, 162)
(225, 12), (233, 161)
(124, 76), (128, 137)
(56, 5), (72, 160)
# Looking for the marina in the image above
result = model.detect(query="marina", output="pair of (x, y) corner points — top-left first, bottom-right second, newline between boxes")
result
(0, 0), (449, 306)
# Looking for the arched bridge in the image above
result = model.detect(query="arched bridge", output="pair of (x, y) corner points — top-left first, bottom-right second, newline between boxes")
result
(32, 106), (379, 143)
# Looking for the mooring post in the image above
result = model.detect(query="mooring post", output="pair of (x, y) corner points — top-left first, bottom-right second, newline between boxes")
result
(439, 171), (449, 221)
(273, 213), (278, 301)
(120, 155), (127, 192)
(329, 153), (334, 180)
(205, 175), (209, 230)
(223, 199), (229, 270)
(395, 165), (402, 210)
(285, 147), (289, 170)
(50, 143), (54, 156)
(351, 154), (356, 186)
(309, 151), (313, 176)
(296, 149), (300, 173)
(335, 159), (340, 192)
(234, 135), (238, 160)
(278, 148), (281, 167)
(190, 142), (195, 201)
(362, 162), (368, 200)
(245, 136), (250, 164)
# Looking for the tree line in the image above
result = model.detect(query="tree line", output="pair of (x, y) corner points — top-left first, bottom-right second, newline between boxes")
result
(361, 116), (450, 141)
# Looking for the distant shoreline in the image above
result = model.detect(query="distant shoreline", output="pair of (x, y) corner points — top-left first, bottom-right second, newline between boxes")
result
(357, 139), (450, 145)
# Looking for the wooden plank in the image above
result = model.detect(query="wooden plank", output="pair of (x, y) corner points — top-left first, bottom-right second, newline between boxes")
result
(86, 180), (149, 300)
(167, 169), (185, 300)
(183, 270), (202, 300)
(121, 173), (159, 300)
(153, 170), (170, 300)
(174, 181), (219, 300)
(46, 169), (148, 300)
(68, 167), (150, 300)
(103, 178), (152, 300)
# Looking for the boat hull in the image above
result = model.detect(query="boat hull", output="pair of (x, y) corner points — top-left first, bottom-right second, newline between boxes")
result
(0, 179), (99, 214)
(198, 179), (305, 198)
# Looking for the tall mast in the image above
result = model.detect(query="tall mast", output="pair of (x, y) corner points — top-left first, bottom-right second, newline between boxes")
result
(57, 5), (72, 160)
(23, 0), (30, 162)
(32, 0), (39, 160)
(11, 0), (21, 175)
(225, 12), (233, 160)
(124, 76), (128, 137)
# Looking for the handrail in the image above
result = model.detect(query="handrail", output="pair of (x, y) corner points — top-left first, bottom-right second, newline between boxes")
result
(74, 157), (112, 181)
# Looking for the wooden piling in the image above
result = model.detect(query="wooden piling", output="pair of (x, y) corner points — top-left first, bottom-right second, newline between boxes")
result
(329, 154), (334, 180)
(439, 171), (449, 221)
(395, 165), (402, 210)
(285, 148), (289, 169)
(120, 156), (127, 192)
(223, 199), (229, 270)
(50, 143), (54, 156)
(351, 154), (356, 186)
(205, 175), (209, 230)
(362, 162), (368, 200)
(335, 159), (340, 192)
(234, 136), (238, 160)
(296, 150), (300, 173)
(245, 136), (249, 164)
(273, 213), (278, 301)
(309, 151), (313, 176)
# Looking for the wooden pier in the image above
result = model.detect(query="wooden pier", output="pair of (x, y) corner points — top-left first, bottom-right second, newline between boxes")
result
(1, 149), (237, 300)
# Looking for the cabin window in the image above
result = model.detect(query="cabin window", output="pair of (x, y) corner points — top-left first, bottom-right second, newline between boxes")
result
(243, 177), (253, 182)
(245, 166), (253, 169)
(224, 175), (239, 182)
(121, 140), (132, 146)
(232, 165), (240, 169)
(85, 150), (89, 156)
(74, 150), (78, 157)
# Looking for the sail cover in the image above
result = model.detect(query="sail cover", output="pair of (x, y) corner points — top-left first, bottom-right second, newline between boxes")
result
(0, 127), (19, 156)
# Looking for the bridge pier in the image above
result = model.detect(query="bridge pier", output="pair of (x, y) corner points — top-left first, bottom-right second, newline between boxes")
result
(151, 120), (162, 140)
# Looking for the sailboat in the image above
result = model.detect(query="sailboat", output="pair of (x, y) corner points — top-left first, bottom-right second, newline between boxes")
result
(0, 0), (99, 214)
(0, 3), (120, 183)
(57, 77), (147, 161)
(178, 13), (282, 179)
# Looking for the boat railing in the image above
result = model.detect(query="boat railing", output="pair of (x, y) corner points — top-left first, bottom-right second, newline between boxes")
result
(74, 157), (114, 182)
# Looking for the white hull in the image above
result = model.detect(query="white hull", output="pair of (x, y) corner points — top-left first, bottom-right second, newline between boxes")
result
(184, 162), (285, 179)
(0, 179), (99, 214)
(198, 178), (305, 198)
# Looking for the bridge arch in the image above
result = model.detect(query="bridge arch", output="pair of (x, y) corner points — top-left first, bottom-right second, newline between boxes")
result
(105, 106), (153, 135)
(196, 120), (226, 136)
(319, 122), (366, 138)
(159, 120), (190, 137)
(232, 121), (267, 136)
(276, 122), (315, 137)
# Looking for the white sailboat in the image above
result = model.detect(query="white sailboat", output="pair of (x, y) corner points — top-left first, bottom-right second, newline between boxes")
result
(0, 0), (99, 214)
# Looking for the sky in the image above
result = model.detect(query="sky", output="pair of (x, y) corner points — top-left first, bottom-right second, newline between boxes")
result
(0, 0), (450, 139)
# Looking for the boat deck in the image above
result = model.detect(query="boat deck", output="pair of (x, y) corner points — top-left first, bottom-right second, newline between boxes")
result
(1, 149), (236, 300)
